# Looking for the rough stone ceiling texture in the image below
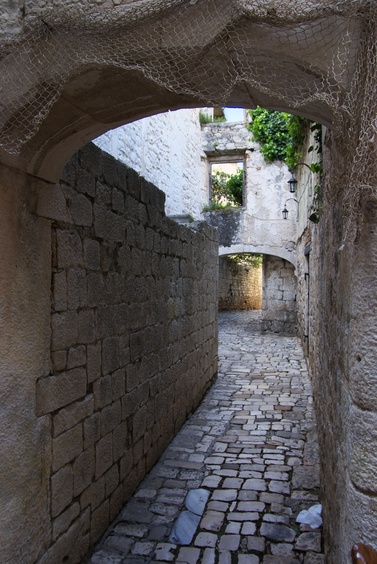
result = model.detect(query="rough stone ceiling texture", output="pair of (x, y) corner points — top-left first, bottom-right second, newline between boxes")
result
(0, 0), (375, 183)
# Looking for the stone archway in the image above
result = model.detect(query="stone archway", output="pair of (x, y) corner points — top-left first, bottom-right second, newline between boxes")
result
(0, 2), (376, 563)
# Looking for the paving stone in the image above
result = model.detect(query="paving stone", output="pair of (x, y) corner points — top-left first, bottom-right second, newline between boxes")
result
(208, 501), (229, 512)
(201, 475), (222, 488)
(132, 542), (156, 556)
(225, 522), (241, 534)
(154, 543), (176, 561)
(241, 522), (256, 535)
(185, 489), (210, 516)
(176, 547), (201, 563)
(212, 489), (237, 502)
(238, 556), (259, 564)
(218, 552), (232, 564)
(303, 553), (326, 563)
(104, 536), (134, 553)
(242, 479), (267, 491)
(200, 510), (225, 532)
(247, 536), (265, 552)
(202, 548), (216, 564)
(194, 532), (217, 547)
(296, 532), (322, 552)
(169, 511), (201, 544)
(218, 534), (240, 551)
(263, 557), (301, 564)
(90, 550), (124, 563)
(260, 523), (296, 543)
(270, 542), (295, 556)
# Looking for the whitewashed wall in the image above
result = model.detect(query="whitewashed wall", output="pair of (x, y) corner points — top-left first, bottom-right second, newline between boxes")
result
(202, 122), (297, 264)
(94, 109), (207, 219)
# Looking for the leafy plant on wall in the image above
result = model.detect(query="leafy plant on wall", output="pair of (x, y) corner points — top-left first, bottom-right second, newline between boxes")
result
(248, 107), (308, 169)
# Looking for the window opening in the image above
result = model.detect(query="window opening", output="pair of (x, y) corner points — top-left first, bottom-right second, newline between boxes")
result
(210, 160), (244, 207)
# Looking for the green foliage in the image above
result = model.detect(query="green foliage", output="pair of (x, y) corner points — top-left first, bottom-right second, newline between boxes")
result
(211, 168), (243, 206)
(228, 253), (263, 268)
(248, 107), (308, 168)
(202, 200), (236, 212)
(199, 110), (226, 125)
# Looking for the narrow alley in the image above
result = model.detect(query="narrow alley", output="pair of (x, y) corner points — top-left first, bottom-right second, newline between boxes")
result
(89, 311), (323, 564)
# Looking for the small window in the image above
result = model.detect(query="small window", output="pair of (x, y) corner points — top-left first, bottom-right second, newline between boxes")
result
(210, 160), (244, 207)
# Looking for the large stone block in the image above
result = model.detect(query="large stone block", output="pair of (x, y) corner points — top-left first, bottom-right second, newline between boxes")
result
(52, 502), (80, 541)
(350, 406), (377, 493)
(95, 433), (113, 479)
(102, 336), (120, 374)
(113, 420), (128, 461)
(67, 345), (86, 370)
(67, 269), (87, 310)
(51, 465), (74, 518)
(56, 229), (83, 269)
(91, 499), (110, 544)
(53, 395), (93, 437)
(53, 424), (83, 472)
(38, 508), (90, 564)
(73, 446), (95, 497)
(36, 368), (87, 415)
(84, 238), (101, 271)
(93, 374), (113, 410)
(87, 342), (102, 383)
(51, 310), (79, 351)
(62, 184), (93, 226)
(53, 271), (67, 312)
(100, 400), (122, 436)
(84, 412), (101, 449)
(78, 309), (95, 344)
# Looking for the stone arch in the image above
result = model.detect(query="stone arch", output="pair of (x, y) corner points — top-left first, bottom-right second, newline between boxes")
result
(219, 244), (296, 269)
(0, 0), (364, 181)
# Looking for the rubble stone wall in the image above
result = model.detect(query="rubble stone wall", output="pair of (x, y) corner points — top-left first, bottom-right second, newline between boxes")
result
(33, 143), (219, 563)
(218, 256), (262, 311)
(261, 255), (297, 334)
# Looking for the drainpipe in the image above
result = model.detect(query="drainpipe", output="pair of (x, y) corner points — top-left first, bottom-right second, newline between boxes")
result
(304, 243), (311, 354)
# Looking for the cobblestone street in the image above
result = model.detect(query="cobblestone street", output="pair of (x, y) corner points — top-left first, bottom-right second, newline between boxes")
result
(89, 311), (324, 564)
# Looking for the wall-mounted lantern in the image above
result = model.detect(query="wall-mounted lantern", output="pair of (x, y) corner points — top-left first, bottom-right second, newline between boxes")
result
(287, 173), (298, 193)
(282, 198), (298, 220)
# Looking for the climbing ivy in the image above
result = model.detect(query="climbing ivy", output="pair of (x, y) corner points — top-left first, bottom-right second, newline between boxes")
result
(248, 107), (308, 168)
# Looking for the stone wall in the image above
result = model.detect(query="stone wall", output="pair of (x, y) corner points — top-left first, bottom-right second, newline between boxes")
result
(261, 255), (297, 334)
(304, 130), (377, 562)
(94, 109), (207, 220)
(218, 256), (262, 311)
(31, 143), (219, 564)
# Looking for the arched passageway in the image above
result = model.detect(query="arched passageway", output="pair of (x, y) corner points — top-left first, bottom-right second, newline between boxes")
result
(0, 2), (376, 563)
